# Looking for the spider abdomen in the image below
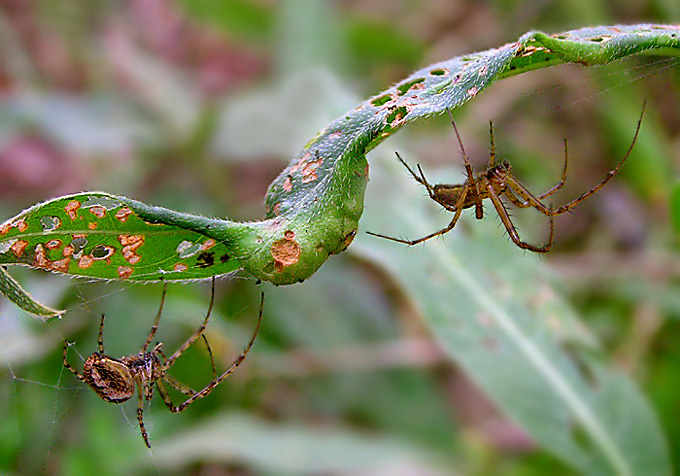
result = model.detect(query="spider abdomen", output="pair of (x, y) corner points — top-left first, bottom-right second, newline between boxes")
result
(432, 184), (467, 210)
(82, 354), (135, 403)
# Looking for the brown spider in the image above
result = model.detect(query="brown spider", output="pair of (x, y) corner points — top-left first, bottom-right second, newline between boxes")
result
(63, 278), (263, 448)
(368, 103), (646, 252)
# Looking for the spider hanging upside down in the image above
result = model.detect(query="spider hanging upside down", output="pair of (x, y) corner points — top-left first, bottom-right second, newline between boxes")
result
(368, 103), (646, 252)
(63, 277), (263, 448)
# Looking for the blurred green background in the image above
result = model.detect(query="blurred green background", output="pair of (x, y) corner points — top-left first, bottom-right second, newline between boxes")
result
(1, 1), (679, 475)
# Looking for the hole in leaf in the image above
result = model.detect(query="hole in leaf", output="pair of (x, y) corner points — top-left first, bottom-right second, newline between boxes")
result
(397, 78), (425, 95)
(371, 95), (392, 107)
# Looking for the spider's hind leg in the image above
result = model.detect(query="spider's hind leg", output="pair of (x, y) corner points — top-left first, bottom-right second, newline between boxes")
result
(488, 186), (554, 253)
(163, 277), (216, 369)
(367, 188), (469, 246)
(169, 291), (265, 413)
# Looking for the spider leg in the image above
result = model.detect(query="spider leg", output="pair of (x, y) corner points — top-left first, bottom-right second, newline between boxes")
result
(62, 342), (87, 383)
(135, 382), (152, 448)
(505, 176), (560, 215)
(156, 332), (226, 412)
(502, 183), (555, 215)
(201, 334), (218, 383)
(394, 152), (435, 198)
(163, 375), (198, 397)
(143, 371), (155, 401)
(169, 291), (264, 413)
(542, 102), (645, 216)
(142, 282), (167, 352)
(367, 187), (469, 245)
(97, 313), (106, 354)
(487, 185), (554, 253)
(506, 139), (569, 210)
(163, 277), (216, 369)
(488, 121), (496, 166)
(448, 109), (482, 219)
(537, 138), (569, 200)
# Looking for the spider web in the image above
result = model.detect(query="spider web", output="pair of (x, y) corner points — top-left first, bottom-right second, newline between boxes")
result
(1, 266), (261, 475)
(512, 55), (680, 111)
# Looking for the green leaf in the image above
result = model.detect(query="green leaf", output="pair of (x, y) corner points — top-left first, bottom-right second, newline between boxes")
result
(3, 23), (680, 314)
(353, 153), (671, 476)
(0, 193), (247, 281)
(146, 412), (454, 474)
(0, 266), (62, 317)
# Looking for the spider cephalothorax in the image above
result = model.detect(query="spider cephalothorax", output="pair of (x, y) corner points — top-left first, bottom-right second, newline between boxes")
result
(369, 104), (646, 252)
(431, 160), (514, 212)
(63, 278), (263, 447)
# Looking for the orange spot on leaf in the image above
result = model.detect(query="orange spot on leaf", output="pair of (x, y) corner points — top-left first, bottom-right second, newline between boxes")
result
(290, 153), (310, 173)
(272, 203), (281, 216)
(271, 233), (301, 272)
(33, 244), (70, 273)
(51, 258), (70, 273)
(301, 157), (322, 183)
(11, 240), (28, 257)
(118, 234), (144, 265)
(78, 255), (93, 269)
(118, 266), (133, 278)
(88, 206), (106, 218)
(115, 207), (133, 223)
(65, 201), (80, 220)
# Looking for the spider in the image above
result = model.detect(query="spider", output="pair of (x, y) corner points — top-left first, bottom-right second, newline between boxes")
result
(63, 277), (263, 448)
(368, 103), (646, 252)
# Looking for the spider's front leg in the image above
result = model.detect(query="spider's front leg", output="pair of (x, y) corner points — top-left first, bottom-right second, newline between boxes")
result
(62, 342), (87, 383)
(394, 151), (436, 198)
(134, 380), (152, 448)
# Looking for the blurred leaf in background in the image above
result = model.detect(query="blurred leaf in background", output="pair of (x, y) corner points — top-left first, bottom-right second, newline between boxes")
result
(1, 1), (679, 476)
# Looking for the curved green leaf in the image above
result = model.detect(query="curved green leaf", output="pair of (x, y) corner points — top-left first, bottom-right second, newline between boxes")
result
(0, 193), (248, 282)
(2, 23), (680, 314)
(0, 266), (62, 317)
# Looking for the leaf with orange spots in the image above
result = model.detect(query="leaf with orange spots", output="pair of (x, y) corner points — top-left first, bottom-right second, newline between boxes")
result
(3, 24), (680, 315)
(0, 193), (249, 284)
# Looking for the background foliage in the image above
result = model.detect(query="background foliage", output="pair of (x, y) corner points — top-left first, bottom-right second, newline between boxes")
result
(1, 1), (679, 475)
